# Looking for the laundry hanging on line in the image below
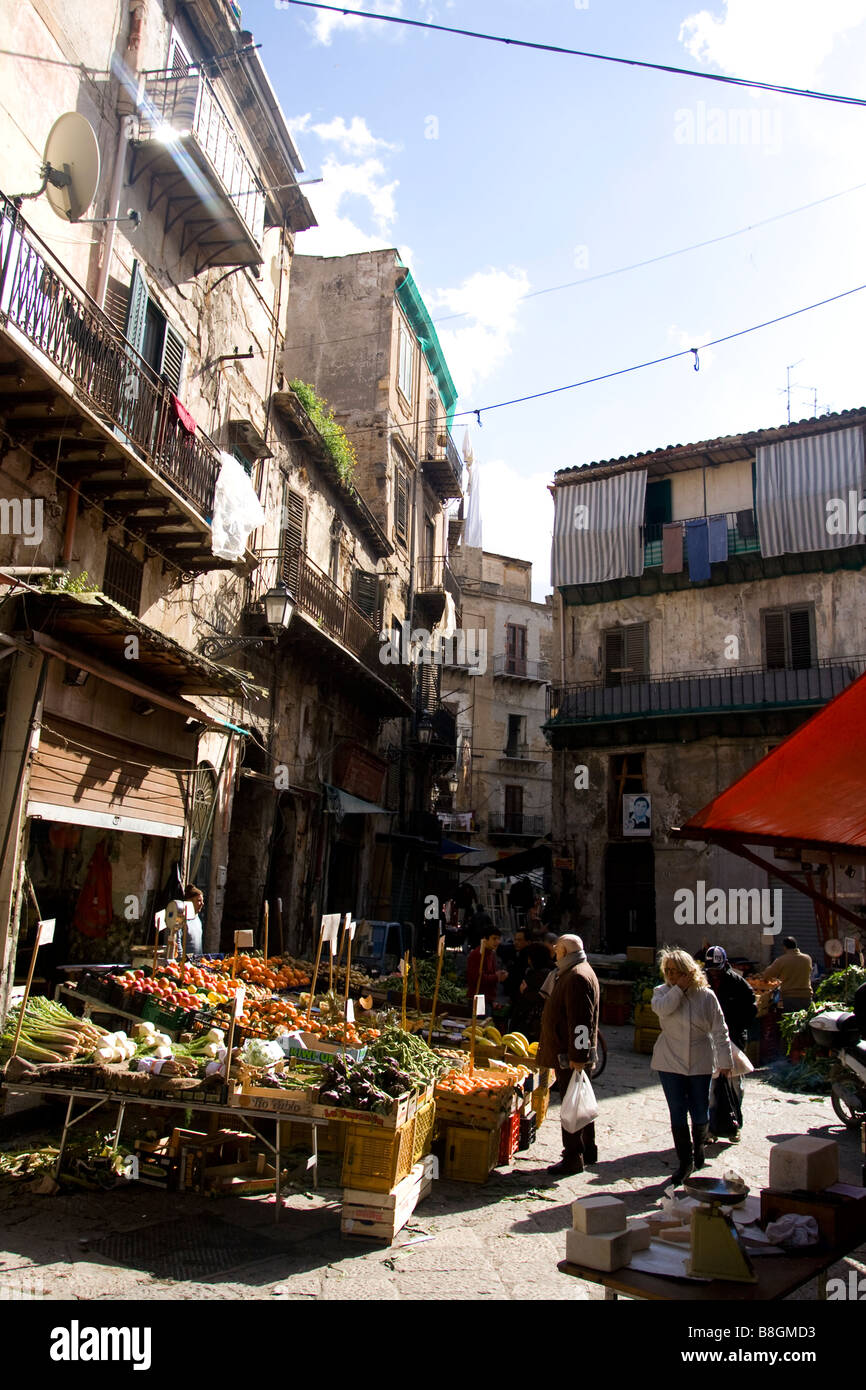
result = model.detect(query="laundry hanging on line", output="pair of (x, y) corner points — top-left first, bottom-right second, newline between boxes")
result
(685, 518), (711, 583)
(707, 515), (729, 563)
(662, 522), (684, 573)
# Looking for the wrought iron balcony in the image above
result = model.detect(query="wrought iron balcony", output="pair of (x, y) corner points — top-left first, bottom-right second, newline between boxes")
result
(493, 654), (551, 682)
(0, 196), (224, 569)
(488, 813), (548, 837)
(423, 428), (463, 499)
(246, 549), (411, 705)
(546, 655), (866, 726)
(415, 555), (462, 614)
(131, 66), (267, 272)
(643, 510), (760, 568)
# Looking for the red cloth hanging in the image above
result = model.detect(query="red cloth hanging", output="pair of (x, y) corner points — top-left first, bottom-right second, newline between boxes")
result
(172, 394), (197, 435)
(72, 841), (113, 939)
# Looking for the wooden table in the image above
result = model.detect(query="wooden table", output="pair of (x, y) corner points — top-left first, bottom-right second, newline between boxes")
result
(558, 1238), (865, 1300)
(1, 1083), (325, 1223)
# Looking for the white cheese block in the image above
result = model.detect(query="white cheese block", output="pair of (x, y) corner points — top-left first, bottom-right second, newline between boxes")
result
(627, 1218), (651, 1251)
(566, 1227), (633, 1272)
(768, 1137), (839, 1193)
(572, 1194), (627, 1234)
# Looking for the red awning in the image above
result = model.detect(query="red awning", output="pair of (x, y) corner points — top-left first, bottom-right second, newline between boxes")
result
(677, 670), (866, 855)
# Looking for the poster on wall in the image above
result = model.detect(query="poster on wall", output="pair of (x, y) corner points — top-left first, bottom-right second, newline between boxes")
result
(623, 793), (652, 836)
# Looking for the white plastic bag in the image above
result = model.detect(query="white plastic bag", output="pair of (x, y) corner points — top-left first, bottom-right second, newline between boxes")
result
(560, 1068), (599, 1133)
(211, 452), (265, 561)
(715, 1044), (754, 1079)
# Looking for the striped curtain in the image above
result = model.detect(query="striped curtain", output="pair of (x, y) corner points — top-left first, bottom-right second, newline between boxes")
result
(551, 469), (647, 586)
(756, 425), (865, 557)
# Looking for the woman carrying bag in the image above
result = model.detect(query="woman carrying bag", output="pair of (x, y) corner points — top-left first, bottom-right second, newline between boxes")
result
(651, 948), (734, 1185)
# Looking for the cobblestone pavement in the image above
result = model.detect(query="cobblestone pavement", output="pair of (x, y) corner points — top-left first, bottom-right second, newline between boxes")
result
(0, 1025), (863, 1302)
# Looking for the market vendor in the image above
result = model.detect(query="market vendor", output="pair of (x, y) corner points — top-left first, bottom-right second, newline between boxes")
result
(183, 884), (205, 957)
(761, 935), (813, 1013)
(536, 934), (600, 1177)
(466, 928), (506, 1004)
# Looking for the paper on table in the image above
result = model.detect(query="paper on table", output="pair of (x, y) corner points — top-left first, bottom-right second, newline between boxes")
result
(627, 1241), (711, 1282)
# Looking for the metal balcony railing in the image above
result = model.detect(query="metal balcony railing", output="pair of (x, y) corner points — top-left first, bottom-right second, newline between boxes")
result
(416, 555), (462, 608)
(0, 196), (219, 520)
(422, 428), (463, 499)
(247, 550), (410, 699)
(546, 655), (866, 724)
(643, 510), (760, 567)
(488, 813), (548, 837)
(137, 67), (266, 246)
(493, 654), (551, 682)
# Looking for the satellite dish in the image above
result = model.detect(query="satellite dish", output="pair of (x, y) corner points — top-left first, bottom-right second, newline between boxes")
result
(43, 112), (100, 223)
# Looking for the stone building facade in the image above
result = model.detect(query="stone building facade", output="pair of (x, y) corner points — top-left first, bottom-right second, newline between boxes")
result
(546, 409), (866, 964)
(444, 547), (552, 911)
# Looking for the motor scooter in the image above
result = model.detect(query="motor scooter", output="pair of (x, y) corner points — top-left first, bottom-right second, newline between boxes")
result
(808, 1010), (866, 1128)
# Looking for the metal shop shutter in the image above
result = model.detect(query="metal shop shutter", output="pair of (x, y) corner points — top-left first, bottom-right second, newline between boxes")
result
(27, 719), (189, 838)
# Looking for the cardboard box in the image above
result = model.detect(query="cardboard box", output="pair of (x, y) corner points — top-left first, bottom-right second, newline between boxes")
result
(282, 1032), (367, 1065)
(760, 1185), (866, 1247)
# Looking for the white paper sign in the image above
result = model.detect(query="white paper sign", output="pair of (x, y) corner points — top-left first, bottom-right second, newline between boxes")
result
(154, 910), (167, 935)
(233, 986), (246, 1020)
(37, 918), (56, 946)
(234, 929), (254, 949)
(322, 914), (341, 951)
(438, 934), (445, 957)
(474, 994), (485, 1015)
(844, 937), (857, 954)
(345, 999), (355, 1024)
(399, 956), (409, 976)
(345, 916), (356, 940)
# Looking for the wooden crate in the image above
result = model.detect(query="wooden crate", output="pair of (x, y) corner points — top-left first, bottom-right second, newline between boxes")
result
(341, 1157), (434, 1241)
(530, 1086), (550, 1125)
(442, 1124), (501, 1183)
(341, 1119), (416, 1193)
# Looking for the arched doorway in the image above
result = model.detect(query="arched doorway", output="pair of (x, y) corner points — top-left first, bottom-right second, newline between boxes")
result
(187, 762), (217, 925)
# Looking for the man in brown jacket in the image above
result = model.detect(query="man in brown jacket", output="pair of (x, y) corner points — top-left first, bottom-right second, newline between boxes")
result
(761, 935), (813, 1013)
(536, 934), (600, 1176)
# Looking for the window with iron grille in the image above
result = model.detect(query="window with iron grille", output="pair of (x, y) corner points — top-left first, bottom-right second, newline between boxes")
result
(280, 484), (307, 592)
(103, 541), (144, 615)
(603, 622), (649, 687)
(762, 605), (815, 670)
(505, 623), (527, 676)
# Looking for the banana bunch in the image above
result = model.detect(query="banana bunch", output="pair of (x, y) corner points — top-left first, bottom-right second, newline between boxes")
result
(500, 1031), (531, 1058)
(460, 1023), (501, 1052)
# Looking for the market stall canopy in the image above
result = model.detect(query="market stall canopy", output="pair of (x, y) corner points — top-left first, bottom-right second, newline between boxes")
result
(439, 838), (474, 857)
(23, 592), (252, 700)
(674, 670), (866, 856)
(466, 842), (553, 876)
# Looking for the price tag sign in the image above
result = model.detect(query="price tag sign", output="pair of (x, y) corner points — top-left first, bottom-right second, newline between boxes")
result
(322, 914), (340, 952)
(345, 916), (356, 940)
(345, 999), (355, 1024)
(474, 994), (485, 1016)
(438, 934), (445, 957)
(233, 986), (246, 1020)
(37, 918), (56, 946)
(399, 956), (409, 977)
(844, 937), (857, 954)
(154, 910), (167, 935)
(234, 929), (254, 950)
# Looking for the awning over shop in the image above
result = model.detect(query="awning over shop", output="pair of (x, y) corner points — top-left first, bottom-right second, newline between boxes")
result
(440, 838), (474, 857)
(674, 671), (866, 933)
(325, 785), (392, 817)
(675, 670), (866, 856)
(465, 842), (553, 876)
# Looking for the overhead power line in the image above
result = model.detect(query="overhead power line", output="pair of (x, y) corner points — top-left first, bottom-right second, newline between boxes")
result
(278, 1), (866, 107)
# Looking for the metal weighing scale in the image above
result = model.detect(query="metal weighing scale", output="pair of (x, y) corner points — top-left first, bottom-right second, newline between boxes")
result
(684, 1177), (757, 1283)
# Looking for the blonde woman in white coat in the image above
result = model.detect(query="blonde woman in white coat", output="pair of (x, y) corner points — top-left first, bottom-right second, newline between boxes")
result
(651, 948), (734, 1185)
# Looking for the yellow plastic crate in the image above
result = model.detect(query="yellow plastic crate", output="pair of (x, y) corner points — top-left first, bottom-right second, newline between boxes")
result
(412, 1100), (436, 1163)
(633, 1025), (660, 1056)
(341, 1120), (415, 1193)
(442, 1124), (501, 1183)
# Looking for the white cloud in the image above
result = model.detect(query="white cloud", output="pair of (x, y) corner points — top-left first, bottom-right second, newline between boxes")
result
(462, 457), (553, 600)
(296, 154), (400, 257)
(300, 0), (403, 46)
(679, 0), (866, 85)
(290, 113), (398, 156)
(429, 267), (531, 397)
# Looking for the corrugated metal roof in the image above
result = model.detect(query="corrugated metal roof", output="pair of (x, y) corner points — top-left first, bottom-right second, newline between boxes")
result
(553, 407), (866, 487)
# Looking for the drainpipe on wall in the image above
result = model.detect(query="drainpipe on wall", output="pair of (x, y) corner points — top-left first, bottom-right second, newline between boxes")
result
(95, 0), (144, 308)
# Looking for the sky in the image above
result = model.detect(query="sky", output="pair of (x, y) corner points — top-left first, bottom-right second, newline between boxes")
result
(247, 0), (866, 598)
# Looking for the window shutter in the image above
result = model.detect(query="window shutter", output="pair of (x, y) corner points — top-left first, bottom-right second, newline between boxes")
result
(394, 465), (408, 543)
(280, 485), (306, 591)
(788, 608), (813, 669)
(624, 622), (648, 678)
(352, 571), (382, 628)
(168, 30), (193, 72)
(124, 261), (149, 356)
(604, 628), (625, 686)
(103, 275), (131, 336)
(426, 395), (438, 459)
(159, 324), (185, 396)
(763, 610), (787, 669)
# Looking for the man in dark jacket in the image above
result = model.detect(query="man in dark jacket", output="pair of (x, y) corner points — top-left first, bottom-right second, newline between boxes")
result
(536, 934), (600, 1176)
(705, 946), (758, 1139)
